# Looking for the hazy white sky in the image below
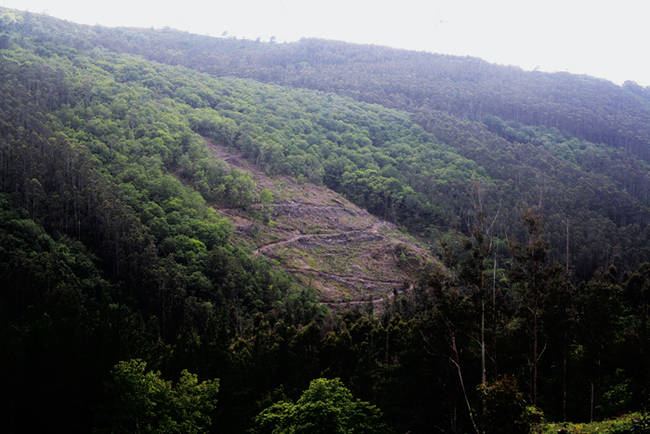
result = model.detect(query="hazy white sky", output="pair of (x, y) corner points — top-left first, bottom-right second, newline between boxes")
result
(5, 0), (650, 86)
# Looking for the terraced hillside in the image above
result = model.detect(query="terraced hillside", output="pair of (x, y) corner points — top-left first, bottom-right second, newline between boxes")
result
(208, 140), (436, 306)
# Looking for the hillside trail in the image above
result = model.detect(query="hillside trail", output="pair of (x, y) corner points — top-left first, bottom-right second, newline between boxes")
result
(249, 210), (404, 303)
(253, 220), (386, 255)
(321, 281), (415, 309)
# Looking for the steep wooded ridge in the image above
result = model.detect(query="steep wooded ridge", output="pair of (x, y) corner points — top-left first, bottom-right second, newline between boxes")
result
(28, 15), (650, 161)
(22, 16), (650, 163)
(1, 8), (649, 434)
(2, 9), (647, 277)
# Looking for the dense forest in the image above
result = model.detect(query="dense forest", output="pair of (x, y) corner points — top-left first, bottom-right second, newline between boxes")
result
(0, 8), (648, 433)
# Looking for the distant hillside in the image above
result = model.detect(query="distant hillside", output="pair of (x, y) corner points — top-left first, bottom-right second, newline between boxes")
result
(2, 8), (647, 277)
(6, 10), (650, 157)
(18, 18), (650, 161)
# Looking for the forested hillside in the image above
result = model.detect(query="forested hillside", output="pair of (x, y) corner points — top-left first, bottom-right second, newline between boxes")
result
(0, 8), (648, 433)
(3, 10), (648, 278)
(85, 32), (650, 162)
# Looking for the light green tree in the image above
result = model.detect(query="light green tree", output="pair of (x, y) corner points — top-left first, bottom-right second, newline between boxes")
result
(253, 378), (388, 434)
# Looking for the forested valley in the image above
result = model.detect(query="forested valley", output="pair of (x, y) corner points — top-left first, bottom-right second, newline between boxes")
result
(0, 8), (648, 433)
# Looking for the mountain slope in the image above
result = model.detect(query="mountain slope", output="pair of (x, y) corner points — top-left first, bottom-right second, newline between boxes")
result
(2, 8), (650, 433)
(1, 9), (444, 307)
(2, 8), (647, 277)
(26, 21), (650, 161)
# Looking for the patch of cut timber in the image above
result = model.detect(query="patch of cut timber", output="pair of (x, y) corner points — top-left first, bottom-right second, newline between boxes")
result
(206, 139), (440, 306)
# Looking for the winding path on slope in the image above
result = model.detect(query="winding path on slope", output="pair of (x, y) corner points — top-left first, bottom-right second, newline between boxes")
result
(320, 282), (415, 309)
(253, 220), (386, 255)
(285, 267), (404, 286)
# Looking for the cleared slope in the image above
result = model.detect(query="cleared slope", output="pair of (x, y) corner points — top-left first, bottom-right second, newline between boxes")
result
(207, 140), (437, 305)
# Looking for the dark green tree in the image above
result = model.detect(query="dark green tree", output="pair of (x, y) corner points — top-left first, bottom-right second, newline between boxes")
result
(508, 209), (549, 407)
(97, 359), (220, 433)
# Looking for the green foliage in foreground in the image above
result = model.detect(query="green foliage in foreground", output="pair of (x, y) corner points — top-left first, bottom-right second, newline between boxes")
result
(98, 359), (220, 433)
(477, 376), (544, 433)
(253, 378), (388, 434)
(533, 412), (650, 433)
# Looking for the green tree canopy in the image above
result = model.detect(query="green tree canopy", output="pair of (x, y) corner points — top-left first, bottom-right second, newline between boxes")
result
(253, 378), (387, 434)
(99, 359), (219, 433)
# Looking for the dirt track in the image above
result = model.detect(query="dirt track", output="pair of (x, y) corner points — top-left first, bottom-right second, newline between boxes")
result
(253, 221), (386, 254)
